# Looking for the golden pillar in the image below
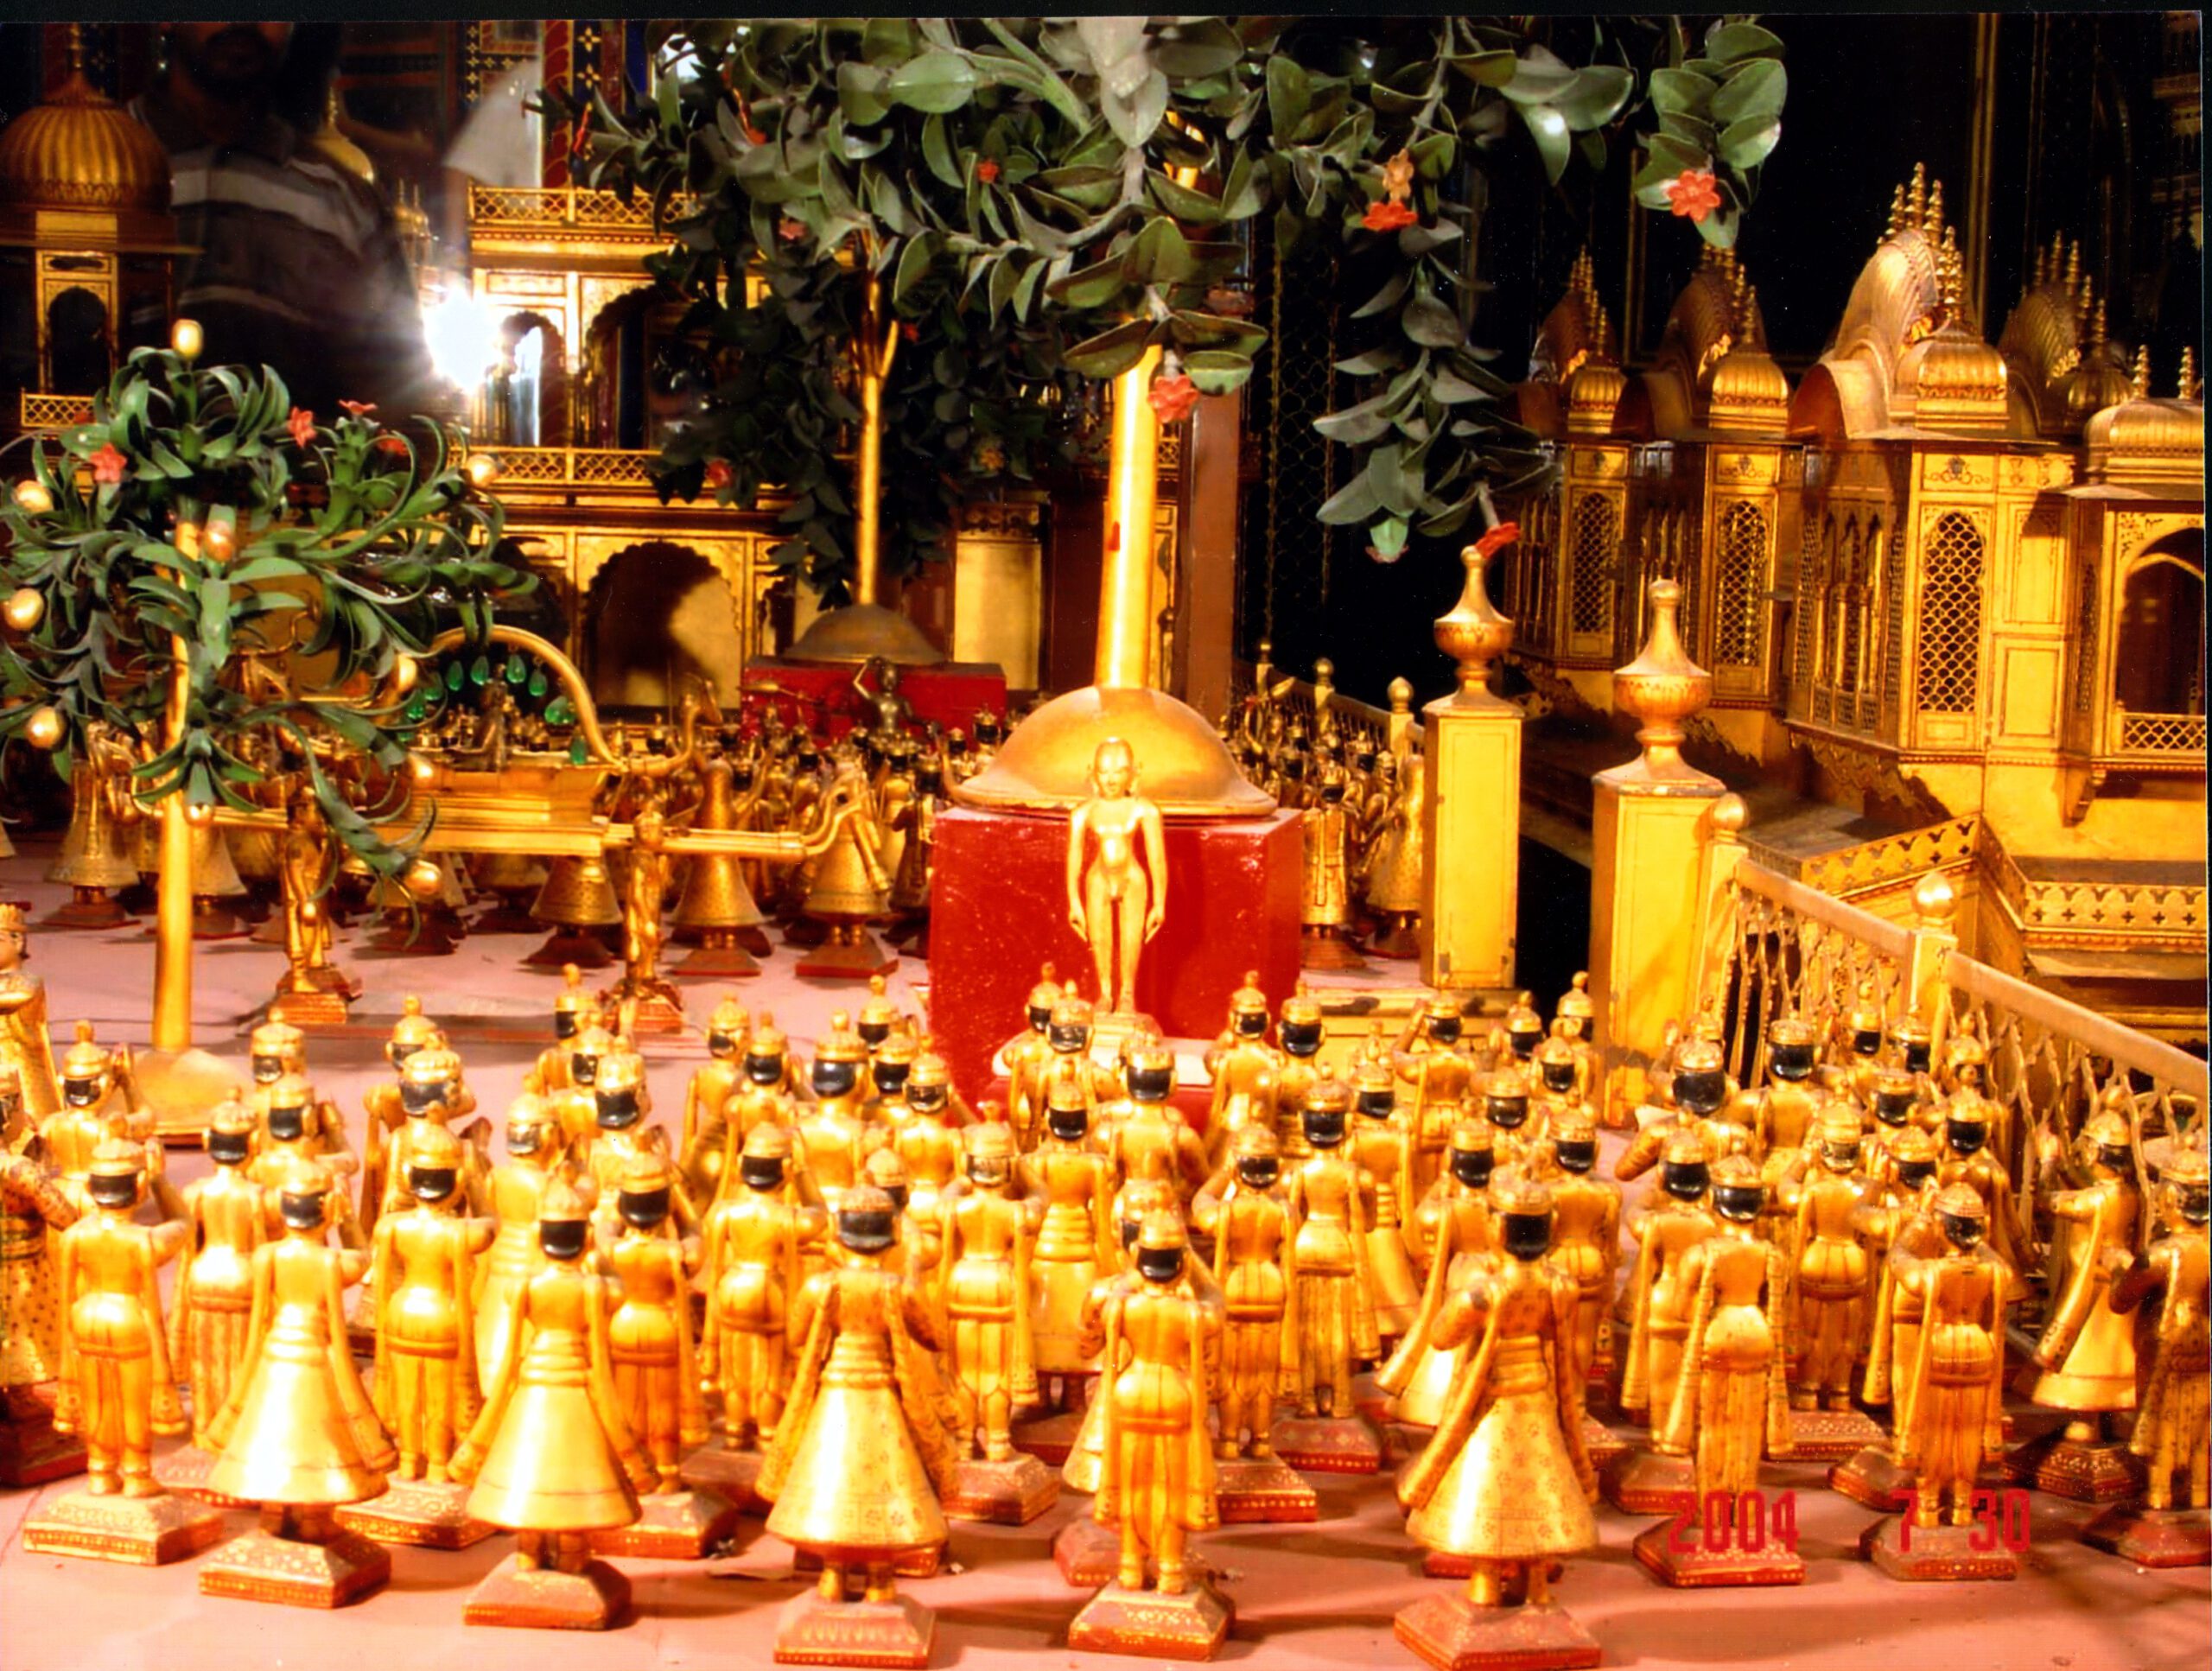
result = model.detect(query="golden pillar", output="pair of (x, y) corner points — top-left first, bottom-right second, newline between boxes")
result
(1420, 539), (1522, 992)
(1586, 580), (1723, 1121)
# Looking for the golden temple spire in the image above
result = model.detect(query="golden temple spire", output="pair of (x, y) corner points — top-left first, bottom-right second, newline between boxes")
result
(1743, 285), (1765, 349)
(2181, 346), (2200, 401)
(2063, 239), (2082, 299)
(1936, 226), (1963, 321)
(2086, 296), (2107, 349)
(1594, 299), (1612, 359)
(1886, 183), (1906, 240)
(2130, 343), (2152, 400)
(1923, 176), (1944, 237)
(1905, 162), (1927, 228)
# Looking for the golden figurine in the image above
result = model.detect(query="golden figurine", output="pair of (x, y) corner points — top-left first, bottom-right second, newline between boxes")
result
(724, 1011), (803, 1160)
(1528, 1039), (1590, 1165)
(1030, 993), (1118, 1155)
(268, 779), (354, 1020)
(1637, 1155), (1800, 1585)
(2088, 1146), (2209, 1566)
(1833, 1127), (1948, 1509)
(1103, 1036), (1211, 1212)
(1024, 1077), (1119, 1415)
(49, 1023), (184, 1224)
(1202, 971), (1281, 1168)
(1066, 737), (1168, 1020)
(0, 1065), (85, 1486)
(1059, 1177), (1185, 1503)
(1547, 1105), (1623, 1391)
(793, 753), (898, 979)
(1501, 991), (1546, 1067)
(680, 997), (749, 1202)
(609, 804), (687, 1030)
(453, 1179), (653, 1630)
(549, 1022), (615, 1165)
(1378, 1119), (1497, 1429)
(476, 1095), (569, 1396)
(1358, 748), (1425, 960)
(2024, 1102), (2141, 1500)
(200, 1155), (396, 1605)
(856, 972), (907, 1057)
(1394, 1175), (1601, 1671)
(0, 900), (60, 1118)
(1067, 1213), (1233, 1660)
(1610, 1129), (1720, 1511)
(356, 999), (446, 1237)
(760, 1183), (960, 1668)
(1784, 1103), (1881, 1446)
(1349, 1058), (1423, 1344)
(887, 1042), (963, 1223)
(1940, 1057), (2031, 1274)
(1395, 994), (1476, 1199)
(161, 1101), (266, 1496)
(851, 655), (915, 751)
(1270, 987), (1327, 1161)
(594, 1150), (736, 1559)
(1001, 963), (1064, 1146)
(585, 1049), (700, 1245)
(1551, 973), (1601, 1109)
(26, 1140), (224, 1565)
(1615, 1038), (1747, 1206)
(248, 1070), (361, 1249)
(44, 727), (144, 930)
(1299, 761), (1364, 970)
(1865, 1185), (2016, 1581)
(1279, 1079), (1382, 1471)
(935, 1121), (1056, 1522)
(527, 964), (594, 1096)
(375, 1045), (488, 1224)
(793, 1013), (879, 1209)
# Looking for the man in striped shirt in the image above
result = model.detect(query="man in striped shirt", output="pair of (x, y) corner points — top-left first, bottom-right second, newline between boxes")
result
(128, 22), (438, 416)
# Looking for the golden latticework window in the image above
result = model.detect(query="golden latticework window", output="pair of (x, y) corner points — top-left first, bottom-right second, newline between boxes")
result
(2071, 556), (2100, 718)
(1568, 492), (1616, 637)
(1914, 511), (1985, 715)
(1713, 501), (1768, 669)
(1879, 523), (1906, 728)
(1793, 512), (1826, 706)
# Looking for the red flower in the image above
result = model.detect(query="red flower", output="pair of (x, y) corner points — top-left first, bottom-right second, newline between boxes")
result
(1148, 372), (1200, 424)
(1663, 168), (1722, 223)
(338, 399), (377, 417)
(1473, 520), (1522, 560)
(777, 217), (808, 244)
(703, 460), (734, 492)
(89, 443), (127, 486)
(375, 435), (410, 459)
(1363, 200), (1419, 234)
(976, 157), (1001, 184)
(899, 321), (920, 344)
(286, 407), (316, 448)
(569, 121), (591, 158)
(745, 124), (766, 144)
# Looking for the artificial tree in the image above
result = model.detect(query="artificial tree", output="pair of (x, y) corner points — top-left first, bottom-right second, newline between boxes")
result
(0, 323), (526, 1119)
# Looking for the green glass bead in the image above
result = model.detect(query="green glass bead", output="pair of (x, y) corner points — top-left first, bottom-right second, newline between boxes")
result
(569, 735), (588, 766)
(444, 662), (464, 692)
(545, 696), (573, 726)
(528, 669), (548, 699)
(505, 654), (525, 686)
(469, 653), (491, 687)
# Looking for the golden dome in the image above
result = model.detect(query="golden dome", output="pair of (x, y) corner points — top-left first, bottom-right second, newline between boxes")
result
(1563, 359), (1626, 435)
(2084, 349), (2204, 486)
(2063, 355), (2134, 435)
(0, 72), (170, 215)
(951, 684), (1273, 817)
(1895, 325), (2008, 433)
(1706, 346), (1790, 431)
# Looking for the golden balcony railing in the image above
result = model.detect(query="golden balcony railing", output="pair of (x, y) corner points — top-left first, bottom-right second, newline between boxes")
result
(2112, 708), (2208, 758)
(1745, 813), (1982, 900)
(467, 185), (688, 239)
(18, 391), (92, 432)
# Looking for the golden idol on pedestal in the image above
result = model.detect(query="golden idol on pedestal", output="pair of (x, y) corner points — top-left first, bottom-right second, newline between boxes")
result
(1066, 737), (1168, 1023)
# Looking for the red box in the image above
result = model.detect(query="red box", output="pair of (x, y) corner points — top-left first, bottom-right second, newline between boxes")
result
(740, 657), (1007, 739)
(926, 804), (1303, 1102)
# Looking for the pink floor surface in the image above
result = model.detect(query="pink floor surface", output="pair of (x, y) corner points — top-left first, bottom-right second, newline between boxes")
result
(0, 839), (2203, 1671)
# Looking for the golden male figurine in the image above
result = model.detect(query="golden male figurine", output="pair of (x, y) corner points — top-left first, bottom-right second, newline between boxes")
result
(1024, 1079), (1119, 1411)
(702, 1125), (823, 1459)
(1546, 1107), (1622, 1388)
(1348, 1058), (1422, 1345)
(1066, 737), (1167, 1021)
(248, 1071), (361, 1251)
(475, 1096), (569, 1393)
(1789, 1106), (1874, 1417)
(889, 1043), (963, 1222)
(680, 997), (749, 1203)
(1395, 995), (1477, 1199)
(0, 1063), (83, 1487)
(1194, 1127), (1300, 1470)
(1379, 1119), (1497, 1428)
(585, 1049), (700, 1245)
(26, 1141), (225, 1566)
(1103, 1037), (1211, 1213)
(1611, 1130), (1722, 1511)
(1201, 972), (1281, 1168)
(357, 999), (445, 1237)
(454, 1179), (654, 1629)
(1281, 1080), (1381, 1464)
(1394, 1175), (1600, 1671)
(0, 900), (60, 1118)
(1642, 1155), (1798, 1585)
(1069, 1212), (1231, 1660)
(760, 1184), (961, 1666)
(200, 1155), (396, 1604)
(1002, 964), (1064, 1144)
(166, 1102), (266, 1477)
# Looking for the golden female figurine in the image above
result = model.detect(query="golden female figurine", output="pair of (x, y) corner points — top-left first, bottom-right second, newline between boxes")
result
(1395, 996), (1475, 1199)
(889, 1043), (963, 1222)
(1358, 747), (1425, 961)
(794, 1014), (878, 1207)
(1024, 1078), (1118, 1414)
(1069, 1213), (1232, 1660)
(679, 997), (748, 1202)
(596, 1151), (735, 1558)
(454, 1179), (653, 1629)
(1348, 1059), (1422, 1344)
(1640, 1155), (1798, 1585)
(1271, 988), (1326, 1161)
(1281, 1079), (1381, 1469)
(162, 1102), (265, 1491)
(585, 1049), (700, 1244)
(1192, 1127), (1307, 1515)
(2025, 1104), (2141, 1499)
(1066, 737), (1168, 1020)
(476, 1096), (568, 1392)
(1104, 1038), (1211, 1212)
(1547, 1107), (1622, 1389)
(1788, 1106), (1875, 1433)
(761, 1184), (961, 1668)
(1611, 1130), (1720, 1509)
(200, 1155), (396, 1605)
(2089, 1146), (2209, 1566)
(1203, 973), (1281, 1168)
(1001, 964), (1063, 1144)
(1394, 1176), (1600, 1671)
(1379, 1119), (1497, 1429)
(701, 1125), (823, 1474)
(0, 1066), (83, 1487)
(935, 1121), (1055, 1521)
(1866, 1185), (2015, 1580)
(1299, 762), (1363, 970)
(0, 900), (60, 1118)
(28, 1141), (223, 1565)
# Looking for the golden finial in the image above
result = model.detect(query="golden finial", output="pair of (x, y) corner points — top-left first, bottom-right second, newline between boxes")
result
(1885, 184), (1905, 239)
(2063, 239), (2081, 296)
(1937, 226), (1963, 321)
(2130, 343), (2152, 400)
(2087, 297), (2107, 349)
(1594, 300), (1612, 359)
(2031, 240), (2047, 288)
(1923, 176), (1944, 237)
(1905, 162), (1927, 226)
(1743, 285), (1765, 348)
(2180, 346), (2200, 401)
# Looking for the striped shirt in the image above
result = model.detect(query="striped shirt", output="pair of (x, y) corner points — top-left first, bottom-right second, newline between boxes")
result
(128, 89), (436, 417)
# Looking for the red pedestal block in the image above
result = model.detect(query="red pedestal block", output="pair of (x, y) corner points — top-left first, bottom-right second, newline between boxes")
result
(742, 657), (1006, 737)
(928, 805), (1303, 1103)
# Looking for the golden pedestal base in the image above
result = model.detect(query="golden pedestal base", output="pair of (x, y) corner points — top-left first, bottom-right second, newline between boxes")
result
(677, 931), (763, 977)
(1216, 1454), (1319, 1523)
(1630, 1520), (1805, 1587)
(794, 924), (897, 982)
(155, 1444), (253, 1507)
(1271, 1413), (1382, 1475)
(941, 1452), (1059, 1524)
(1830, 1445), (2008, 1512)
(606, 980), (687, 1035)
(22, 1488), (228, 1565)
(680, 1443), (769, 1514)
(1068, 1579), (1233, 1661)
(1392, 1593), (1601, 1671)
(2007, 1429), (2142, 1503)
(0, 1393), (86, 1486)
(1859, 1515), (2019, 1582)
(2082, 1502), (2212, 1568)
(772, 1590), (934, 1668)
(1054, 1515), (1120, 1587)
(464, 1553), (632, 1630)
(1600, 1447), (1694, 1515)
(591, 1487), (739, 1559)
(1579, 1414), (1630, 1471)
(1012, 1406), (1087, 1468)
(1300, 927), (1368, 972)
(791, 1542), (944, 1581)
(1782, 1403), (1886, 1461)
(199, 1525), (391, 1606)
(41, 887), (133, 930)
(269, 986), (354, 1029)
(334, 1476), (496, 1549)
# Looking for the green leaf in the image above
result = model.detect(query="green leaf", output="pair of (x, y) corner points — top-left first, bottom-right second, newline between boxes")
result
(1122, 216), (1193, 284)
(1153, 19), (1243, 79)
(1062, 319), (1155, 379)
(1047, 253), (1129, 309)
(1717, 114), (1783, 171)
(1147, 169), (1224, 226)
(1181, 349), (1252, 395)
(1313, 391), (1395, 444)
(1316, 468), (1380, 525)
(1012, 258), (1048, 322)
(1266, 55), (1310, 139)
(1500, 54), (1579, 107)
(836, 60), (893, 126)
(1520, 103), (1572, 184)
(1368, 517), (1409, 560)
(1710, 60), (1786, 126)
(1220, 149), (1262, 219)
(1351, 269), (1410, 320)
(887, 50), (978, 115)
(1408, 132), (1457, 181)
(1103, 68), (1168, 148)
(988, 252), (1021, 321)
(922, 114), (962, 189)
(1649, 67), (1718, 117)
(1454, 50), (1519, 89)
(1555, 65), (1635, 130)
(893, 232), (938, 303)
(1705, 22), (1786, 63)
(1168, 308), (1267, 347)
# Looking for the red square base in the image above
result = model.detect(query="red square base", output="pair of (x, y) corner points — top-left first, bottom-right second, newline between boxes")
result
(743, 656), (1006, 739)
(928, 805), (1302, 1104)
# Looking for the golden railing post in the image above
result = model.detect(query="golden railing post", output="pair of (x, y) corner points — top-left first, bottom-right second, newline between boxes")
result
(1904, 869), (1961, 1058)
(1690, 792), (1749, 1012)
(1586, 580), (1726, 1121)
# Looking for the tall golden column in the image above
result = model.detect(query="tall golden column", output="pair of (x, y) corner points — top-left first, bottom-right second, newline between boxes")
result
(1586, 580), (1726, 1122)
(1420, 535), (1522, 992)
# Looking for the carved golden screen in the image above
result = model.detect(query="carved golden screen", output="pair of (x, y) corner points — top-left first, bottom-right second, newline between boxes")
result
(1567, 492), (1616, 639)
(1913, 510), (1984, 715)
(1712, 499), (1768, 672)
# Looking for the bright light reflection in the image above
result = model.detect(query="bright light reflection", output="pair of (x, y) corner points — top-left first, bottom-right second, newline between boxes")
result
(423, 280), (499, 391)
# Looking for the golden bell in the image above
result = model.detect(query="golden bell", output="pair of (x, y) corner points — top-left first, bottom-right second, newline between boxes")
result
(532, 854), (621, 929)
(671, 759), (767, 934)
(48, 766), (141, 890)
(10, 481), (54, 517)
(391, 654), (420, 696)
(3, 586), (43, 631)
(474, 850), (548, 895)
(189, 823), (248, 899)
(402, 858), (443, 902)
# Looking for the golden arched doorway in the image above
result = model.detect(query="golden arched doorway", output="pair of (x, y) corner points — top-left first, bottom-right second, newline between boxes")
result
(584, 541), (746, 711)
